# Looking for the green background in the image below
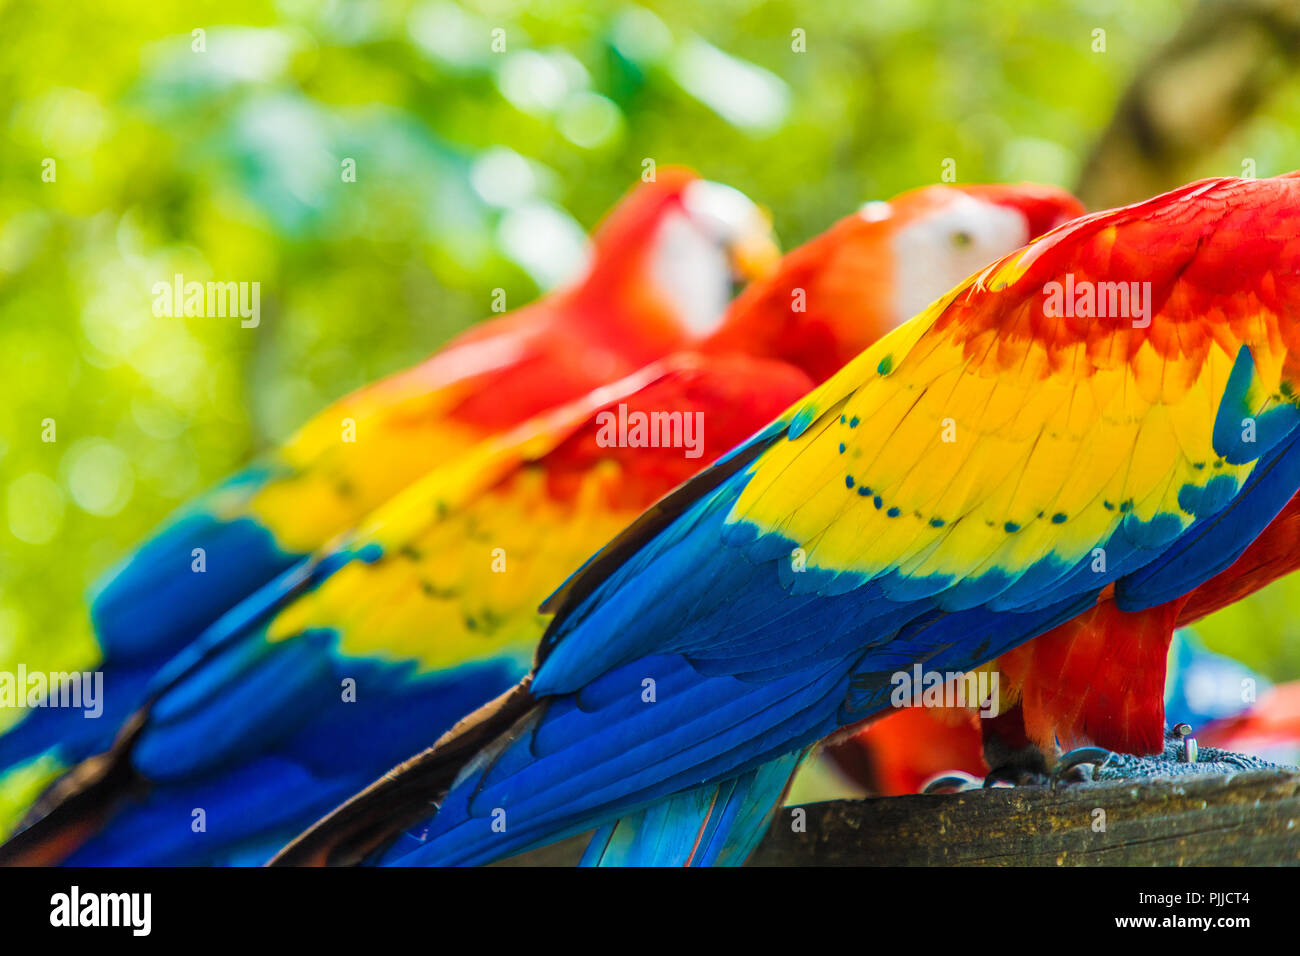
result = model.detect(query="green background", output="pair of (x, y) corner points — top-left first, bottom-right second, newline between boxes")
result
(4, 0), (1300, 712)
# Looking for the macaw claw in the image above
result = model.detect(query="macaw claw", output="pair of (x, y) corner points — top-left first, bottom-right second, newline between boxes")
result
(979, 763), (1049, 789)
(1050, 746), (1115, 789)
(920, 771), (983, 794)
(1084, 730), (1292, 781)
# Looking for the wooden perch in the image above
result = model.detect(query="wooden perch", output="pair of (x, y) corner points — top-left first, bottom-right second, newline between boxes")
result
(496, 769), (1300, 865)
(751, 769), (1300, 866)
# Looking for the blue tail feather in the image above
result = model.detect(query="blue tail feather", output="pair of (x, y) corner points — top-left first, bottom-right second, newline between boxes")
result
(579, 750), (805, 866)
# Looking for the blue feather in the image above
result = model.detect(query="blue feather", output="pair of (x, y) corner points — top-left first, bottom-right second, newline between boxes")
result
(89, 466), (297, 665)
(579, 750), (803, 866)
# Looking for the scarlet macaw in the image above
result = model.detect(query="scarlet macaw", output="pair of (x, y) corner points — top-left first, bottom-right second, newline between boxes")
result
(830, 477), (1300, 791)
(0, 181), (1080, 865)
(981, 483), (1300, 780)
(271, 173), (1300, 868)
(824, 631), (1270, 795)
(0, 167), (779, 841)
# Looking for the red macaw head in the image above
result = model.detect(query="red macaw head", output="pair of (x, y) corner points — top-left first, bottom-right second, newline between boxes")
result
(566, 167), (779, 364)
(703, 182), (1085, 383)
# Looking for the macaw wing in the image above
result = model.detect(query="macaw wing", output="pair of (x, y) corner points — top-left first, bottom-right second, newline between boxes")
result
(114, 357), (698, 784)
(0, 327), (547, 800)
(6, 354), (815, 864)
(89, 322), (546, 669)
(541, 174), (1300, 682)
(408, 175), (1300, 865)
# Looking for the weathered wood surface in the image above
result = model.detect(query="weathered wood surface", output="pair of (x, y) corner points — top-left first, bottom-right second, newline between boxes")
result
(751, 770), (1300, 866)
(497, 770), (1300, 866)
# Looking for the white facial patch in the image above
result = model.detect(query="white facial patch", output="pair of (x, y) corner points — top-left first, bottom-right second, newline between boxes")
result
(888, 194), (1030, 326)
(648, 180), (769, 338)
(859, 200), (892, 222)
(649, 208), (733, 337)
(682, 179), (770, 244)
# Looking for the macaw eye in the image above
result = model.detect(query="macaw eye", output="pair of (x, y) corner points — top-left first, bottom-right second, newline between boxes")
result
(950, 230), (973, 248)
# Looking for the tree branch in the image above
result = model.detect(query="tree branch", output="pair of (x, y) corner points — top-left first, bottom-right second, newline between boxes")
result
(1077, 0), (1300, 209)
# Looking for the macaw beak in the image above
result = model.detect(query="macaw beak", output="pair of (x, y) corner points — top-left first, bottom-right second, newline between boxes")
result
(726, 211), (782, 283)
(681, 179), (783, 285)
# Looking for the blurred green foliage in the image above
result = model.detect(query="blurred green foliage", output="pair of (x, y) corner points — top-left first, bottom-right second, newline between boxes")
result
(3, 0), (1300, 692)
